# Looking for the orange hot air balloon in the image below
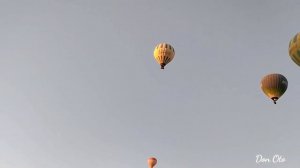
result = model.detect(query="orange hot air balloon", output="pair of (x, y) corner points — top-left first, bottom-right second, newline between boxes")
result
(153, 43), (175, 69)
(148, 157), (157, 168)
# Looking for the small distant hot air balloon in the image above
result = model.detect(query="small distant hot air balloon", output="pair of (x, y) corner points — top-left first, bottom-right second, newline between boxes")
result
(289, 32), (300, 66)
(260, 73), (288, 104)
(148, 157), (157, 168)
(153, 43), (175, 69)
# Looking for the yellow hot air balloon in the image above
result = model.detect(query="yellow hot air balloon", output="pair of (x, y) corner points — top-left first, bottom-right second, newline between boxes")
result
(148, 157), (157, 168)
(153, 43), (175, 69)
(289, 32), (300, 66)
(260, 73), (288, 104)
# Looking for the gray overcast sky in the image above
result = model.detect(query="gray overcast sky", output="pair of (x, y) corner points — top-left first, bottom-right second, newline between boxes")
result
(1, 0), (300, 168)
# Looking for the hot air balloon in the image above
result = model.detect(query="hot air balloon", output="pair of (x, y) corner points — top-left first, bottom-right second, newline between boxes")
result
(260, 73), (288, 104)
(289, 32), (300, 66)
(148, 157), (157, 168)
(153, 43), (175, 69)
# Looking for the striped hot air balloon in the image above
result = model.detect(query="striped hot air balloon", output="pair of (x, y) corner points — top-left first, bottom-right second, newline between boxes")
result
(260, 73), (288, 104)
(289, 32), (300, 66)
(153, 43), (175, 69)
(148, 157), (157, 168)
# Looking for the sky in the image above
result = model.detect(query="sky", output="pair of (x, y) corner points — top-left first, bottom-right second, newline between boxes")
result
(1, 0), (300, 168)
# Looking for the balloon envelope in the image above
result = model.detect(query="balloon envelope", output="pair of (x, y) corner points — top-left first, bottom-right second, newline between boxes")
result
(260, 73), (288, 104)
(148, 157), (157, 168)
(153, 43), (175, 69)
(289, 32), (300, 66)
